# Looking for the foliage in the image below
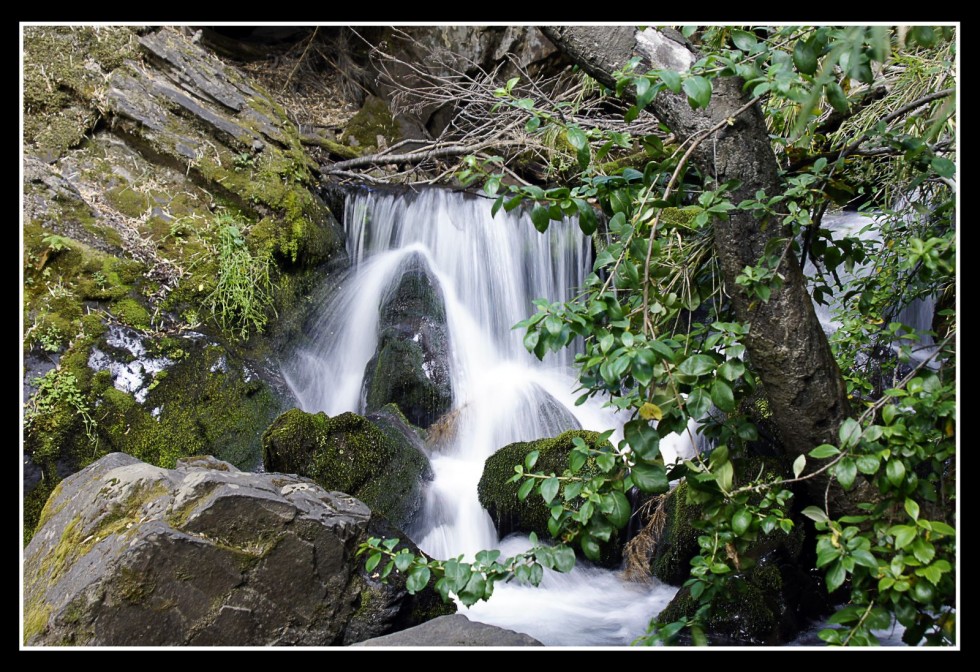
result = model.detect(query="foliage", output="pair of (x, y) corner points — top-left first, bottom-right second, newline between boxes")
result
(204, 214), (277, 341)
(356, 24), (956, 647)
(24, 367), (98, 462)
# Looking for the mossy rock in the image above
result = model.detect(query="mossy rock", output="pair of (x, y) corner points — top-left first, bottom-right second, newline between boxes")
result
(478, 430), (623, 567)
(651, 452), (829, 645)
(261, 407), (431, 530)
(340, 96), (401, 151)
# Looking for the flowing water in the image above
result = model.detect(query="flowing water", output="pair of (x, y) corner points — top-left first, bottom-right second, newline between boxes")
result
(283, 187), (683, 645)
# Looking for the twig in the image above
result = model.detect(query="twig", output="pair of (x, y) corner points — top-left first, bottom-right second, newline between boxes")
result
(282, 27), (319, 94)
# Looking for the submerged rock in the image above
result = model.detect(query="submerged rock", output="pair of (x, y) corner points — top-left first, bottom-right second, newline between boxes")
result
(362, 252), (452, 428)
(23, 452), (451, 646)
(262, 407), (432, 530)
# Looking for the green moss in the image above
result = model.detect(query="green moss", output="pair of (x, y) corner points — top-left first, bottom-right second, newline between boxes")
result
(659, 580), (778, 645)
(106, 185), (150, 219)
(23, 602), (52, 643)
(341, 96), (401, 151)
(117, 566), (157, 604)
(650, 481), (704, 584)
(302, 134), (363, 160)
(23, 26), (138, 159)
(110, 297), (151, 329)
(262, 408), (429, 528)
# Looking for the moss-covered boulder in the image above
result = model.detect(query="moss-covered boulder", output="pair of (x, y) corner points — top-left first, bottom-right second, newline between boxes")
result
(24, 452), (450, 646)
(363, 252), (452, 428)
(649, 455), (830, 645)
(478, 430), (624, 567)
(261, 407), (432, 530)
(340, 95), (400, 151)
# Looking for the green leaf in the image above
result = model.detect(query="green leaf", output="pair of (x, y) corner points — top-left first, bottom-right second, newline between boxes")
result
(525, 450), (540, 470)
(732, 30), (757, 51)
(552, 545), (576, 573)
(732, 508), (753, 536)
(911, 537), (935, 565)
(718, 360), (745, 381)
(580, 535), (602, 561)
(682, 76), (712, 109)
(658, 69), (682, 93)
(856, 454), (880, 475)
(490, 195), (504, 218)
(382, 538), (399, 550)
(631, 462), (669, 493)
(624, 419), (660, 460)
(928, 521), (955, 536)
(601, 491), (632, 529)
(809, 444), (840, 459)
(824, 82), (849, 115)
(678, 354), (716, 376)
(886, 459), (906, 487)
(851, 549), (878, 570)
(517, 478), (535, 501)
(394, 551), (413, 572)
(826, 560), (847, 592)
(406, 565), (431, 594)
(802, 505), (829, 523)
(525, 116), (541, 133)
(365, 552), (382, 573)
(890, 524), (917, 550)
(530, 206), (551, 233)
(566, 126), (588, 151)
(459, 573), (487, 607)
(792, 39), (818, 75)
(569, 450), (587, 474)
(792, 454), (806, 478)
(839, 418), (862, 449)
(930, 156), (955, 178)
(715, 461), (734, 492)
(577, 202), (598, 235)
(540, 477), (560, 505)
(710, 378), (735, 412)
(904, 498), (920, 521)
(685, 388), (711, 420)
(835, 458), (857, 490)
(915, 562), (948, 586)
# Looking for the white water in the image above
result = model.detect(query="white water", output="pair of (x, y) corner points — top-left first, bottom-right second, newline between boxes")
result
(283, 187), (682, 645)
(805, 211), (937, 365)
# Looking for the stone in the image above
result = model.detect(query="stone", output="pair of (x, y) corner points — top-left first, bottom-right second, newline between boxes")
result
(24, 452), (450, 646)
(362, 252), (452, 428)
(352, 614), (543, 647)
(262, 407), (432, 530)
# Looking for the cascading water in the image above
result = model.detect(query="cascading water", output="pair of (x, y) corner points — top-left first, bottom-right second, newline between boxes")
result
(283, 187), (683, 645)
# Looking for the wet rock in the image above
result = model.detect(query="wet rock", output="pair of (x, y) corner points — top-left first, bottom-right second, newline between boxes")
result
(362, 252), (452, 428)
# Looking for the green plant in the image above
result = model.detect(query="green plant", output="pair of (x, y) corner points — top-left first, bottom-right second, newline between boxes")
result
(24, 367), (98, 460)
(204, 215), (276, 340)
(357, 24), (955, 647)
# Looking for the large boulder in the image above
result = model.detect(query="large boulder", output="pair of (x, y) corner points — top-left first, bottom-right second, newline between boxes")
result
(352, 615), (543, 647)
(23, 452), (452, 646)
(262, 407), (432, 530)
(478, 430), (623, 567)
(362, 252), (452, 428)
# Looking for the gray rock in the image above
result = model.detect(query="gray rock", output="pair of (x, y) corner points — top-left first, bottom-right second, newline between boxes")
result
(362, 252), (453, 428)
(352, 614), (543, 647)
(24, 453), (451, 646)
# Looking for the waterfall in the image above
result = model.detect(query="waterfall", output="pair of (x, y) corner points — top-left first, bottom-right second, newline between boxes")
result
(282, 186), (680, 645)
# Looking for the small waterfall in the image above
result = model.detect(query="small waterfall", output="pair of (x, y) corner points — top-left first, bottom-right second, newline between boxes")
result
(283, 186), (682, 645)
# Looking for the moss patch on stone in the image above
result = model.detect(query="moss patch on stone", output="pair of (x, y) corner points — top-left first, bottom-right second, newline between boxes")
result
(340, 96), (401, 151)
(262, 408), (430, 529)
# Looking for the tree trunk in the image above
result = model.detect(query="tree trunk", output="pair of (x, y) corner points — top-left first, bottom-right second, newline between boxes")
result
(541, 26), (862, 514)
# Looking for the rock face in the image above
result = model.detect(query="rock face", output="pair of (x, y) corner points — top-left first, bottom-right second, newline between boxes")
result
(352, 615), (543, 647)
(22, 26), (349, 543)
(24, 452), (451, 646)
(478, 430), (623, 567)
(362, 252), (452, 428)
(262, 407), (432, 530)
